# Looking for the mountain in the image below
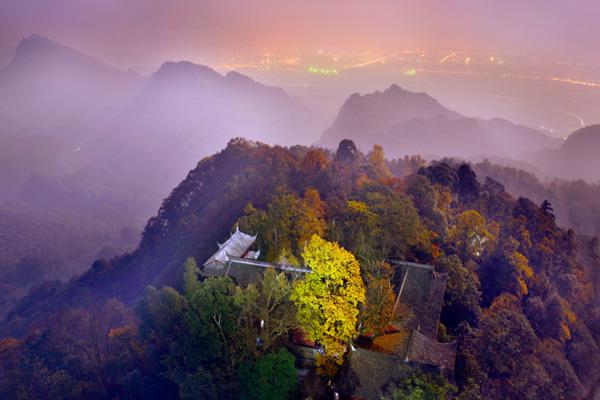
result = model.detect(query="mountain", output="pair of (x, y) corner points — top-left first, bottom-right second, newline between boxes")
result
(322, 84), (461, 140)
(1, 139), (599, 400)
(0, 37), (326, 319)
(320, 85), (561, 160)
(472, 159), (600, 239)
(0, 34), (144, 135)
(0, 203), (137, 320)
(0, 137), (587, 337)
(82, 60), (324, 200)
(1, 139), (299, 335)
(533, 125), (600, 182)
(0, 35), (147, 317)
(0, 34), (145, 200)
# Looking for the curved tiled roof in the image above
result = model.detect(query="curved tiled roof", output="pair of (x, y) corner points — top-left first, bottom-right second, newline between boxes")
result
(406, 329), (457, 371)
(202, 225), (257, 266)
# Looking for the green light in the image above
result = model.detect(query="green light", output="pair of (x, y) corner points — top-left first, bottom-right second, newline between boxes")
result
(403, 69), (417, 76)
(307, 66), (339, 75)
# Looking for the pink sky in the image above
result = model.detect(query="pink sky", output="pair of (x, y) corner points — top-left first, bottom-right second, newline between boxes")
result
(3, 0), (599, 137)
(1, 0), (598, 70)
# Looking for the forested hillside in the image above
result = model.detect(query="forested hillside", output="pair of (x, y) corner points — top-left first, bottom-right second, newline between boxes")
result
(474, 160), (600, 238)
(0, 204), (138, 320)
(1, 139), (598, 399)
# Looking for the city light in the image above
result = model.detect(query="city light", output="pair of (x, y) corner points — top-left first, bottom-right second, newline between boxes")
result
(307, 66), (338, 75)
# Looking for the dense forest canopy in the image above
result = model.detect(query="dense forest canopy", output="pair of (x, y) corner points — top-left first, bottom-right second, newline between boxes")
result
(473, 160), (600, 239)
(1, 138), (599, 399)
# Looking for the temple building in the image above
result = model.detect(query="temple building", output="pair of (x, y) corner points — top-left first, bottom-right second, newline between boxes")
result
(202, 225), (260, 275)
(201, 228), (456, 398)
(202, 226), (310, 286)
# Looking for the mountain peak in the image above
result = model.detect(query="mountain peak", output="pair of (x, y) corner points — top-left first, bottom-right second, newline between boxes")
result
(379, 84), (437, 103)
(383, 83), (407, 94)
(14, 34), (82, 61)
(225, 70), (254, 83)
(319, 85), (556, 159)
(20, 33), (54, 47)
(1, 34), (119, 77)
(19, 33), (56, 48)
(336, 92), (367, 116)
(562, 124), (600, 154)
(153, 61), (222, 82)
(332, 85), (459, 129)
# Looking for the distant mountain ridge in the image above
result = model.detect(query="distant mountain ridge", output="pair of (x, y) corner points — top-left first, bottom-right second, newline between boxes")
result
(532, 124), (600, 182)
(329, 85), (461, 133)
(1, 139), (297, 336)
(560, 124), (600, 156)
(320, 85), (562, 160)
(0, 34), (146, 199)
(0, 35), (326, 315)
(1, 34), (599, 333)
(0, 35), (324, 210)
(4, 34), (127, 75)
(0, 34), (144, 135)
(83, 59), (324, 202)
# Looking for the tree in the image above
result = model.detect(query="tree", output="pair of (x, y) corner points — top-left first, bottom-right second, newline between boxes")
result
(142, 277), (241, 399)
(383, 370), (456, 400)
(361, 277), (397, 335)
(237, 349), (299, 400)
(588, 237), (600, 306)
(405, 174), (448, 237)
(457, 163), (481, 204)
(479, 251), (533, 306)
(388, 155), (427, 177)
(0, 299), (146, 400)
(420, 162), (458, 189)
(186, 277), (240, 367)
(291, 235), (366, 375)
(366, 144), (392, 181)
(238, 188), (326, 263)
(338, 200), (380, 261)
(234, 268), (296, 354)
(295, 188), (326, 250)
(176, 367), (218, 400)
(459, 294), (556, 399)
(364, 190), (422, 259)
(137, 286), (212, 399)
(360, 261), (400, 335)
(261, 190), (298, 261)
(479, 232), (534, 304)
(437, 255), (481, 330)
(335, 139), (359, 163)
(448, 210), (496, 263)
(297, 149), (330, 191)
(507, 250), (534, 296)
(541, 200), (556, 222)
(182, 257), (200, 298)
(524, 294), (576, 342)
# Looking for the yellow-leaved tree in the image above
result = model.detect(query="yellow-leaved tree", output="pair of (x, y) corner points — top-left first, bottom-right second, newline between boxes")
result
(448, 210), (497, 263)
(291, 235), (366, 376)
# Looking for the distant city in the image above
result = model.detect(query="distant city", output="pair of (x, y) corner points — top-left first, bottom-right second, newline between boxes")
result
(187, 48), (599, 138)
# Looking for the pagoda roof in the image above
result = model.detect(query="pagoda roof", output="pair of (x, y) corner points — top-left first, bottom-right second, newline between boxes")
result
(203, 226), (257, 266)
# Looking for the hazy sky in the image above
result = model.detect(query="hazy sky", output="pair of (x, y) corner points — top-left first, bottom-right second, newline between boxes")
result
(3, 0), (600, 137)
(1, 0), (599, 70)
